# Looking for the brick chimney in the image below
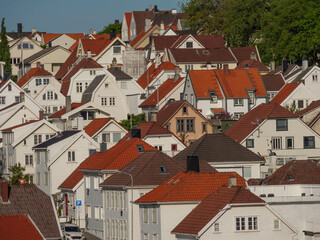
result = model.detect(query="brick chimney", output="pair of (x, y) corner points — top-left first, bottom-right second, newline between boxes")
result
(36, 62), (41, 68)
(223, 64), (229, 74)
(0, 181), (9, 202)
(187, 156), (200, 172)
(20, 92), (25, 102)
(39, 110), (44, 120)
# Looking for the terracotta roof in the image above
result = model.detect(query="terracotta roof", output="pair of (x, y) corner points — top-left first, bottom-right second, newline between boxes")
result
(135, 171), (246, 203)
(225, 103), (297, 142)
(137, 62), (176, 89)
(169, 48), (236, 63)
(0, 184), (61, 239)
(139, 77), (184, 107)
(211, 108), (224, 114)
(262, 160), (320, 185)
(17, 67), (52, 88)
(215, 68), (267, 98)
(295, 100), (320, 117)
(172, 186), (265, 235)
(84, 118), (114, 137)
(80, 38), (113, 56)
(262, 73), (285, 91)
(270, 83), (300, 104)
(59, 164), (84, 189)
(189, 70), (223, 98)
(1, 120), (39, 131)
(60, 58), (103, 96)
(0, 215), (44, 240)
(230, 46), (260, 63)
(236, 59), (269, 71)
(48, 102), (87, 118)
(55, 47), (78, 79)
(174, 134), (263, 164)
(156, 100), (186, 125)
(42, 33), (84, 44)
(100, 150), (186, 187)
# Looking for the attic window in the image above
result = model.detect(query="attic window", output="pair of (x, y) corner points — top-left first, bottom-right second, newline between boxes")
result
(137, 145), (144, 153)
(159, 165), (167, 173)
(288, 175), (294, 181)
(186, 42), (193, 48)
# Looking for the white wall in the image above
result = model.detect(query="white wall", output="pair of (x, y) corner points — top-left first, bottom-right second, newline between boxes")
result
(51, 35), (76, 50)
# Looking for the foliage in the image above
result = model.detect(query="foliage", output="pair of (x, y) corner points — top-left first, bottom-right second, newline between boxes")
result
(179, 132), (189, 145)
(0, 18), (12, 72)
(98, 21), (122, 35)
(211, 111), (233, 120)
(285, 102), (299, 113)
(8, 163), (30, 185)
(120, 113), (146, 130)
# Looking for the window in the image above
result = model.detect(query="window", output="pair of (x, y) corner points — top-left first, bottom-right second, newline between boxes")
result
(47, 91), (54, 100)
(29, 175), (34, 184)
(101, 97), (108, 106)
(243, 167), (252, 178)
(304, 136), (315, 149)
(297, 100), (303, 109)
(214, 222), (220, 232)
(171, 144), (177, 151)
(271, 137), (282, 149)
(313, 74), (318, 81)
(152, 234), (158, 240)
(210, 92), (218, 103)
(34, 135), (42, 145)
(286, 137), (294, 149)
(182, 106), (187, 114)
(236, 217), (258, 231)
(15, 96), (20, 103)
(23, 42), (29, 49)
(113, 133), (121, 142)
(24, 139), (27, 145)
(102, 133), (110, 142)
(94, 177), (100, 190)
(246, 139), (254, 148)
(186, 41), (193, 48)
(276, 119), (288, 131)
(234, 112), (244, 120)
(143, 234), (148, 240)
(202, 123), (207, 132)
(0, 96), (5, 104)
(109, 97), (115, 106)
(25, 155), (33, 165)
(8, 84), (11, 91)
(37, 172), (41, 185)
(95, 206), (100, 219)
(68, 151), (75, 161)
(86, 205), (91, 219)
(90, 70), (96, 75)
(121, 82), (127, 89)
(165, 124), (170, 130)
(234, 99), (243, 106)
(36, 79), (42, 86)
(44, 172), (48, 186)
(274, 219), (280, 230)
(248, 91), (255, 104)
(177, 119), (184, 132)
(143, 208), (148, 223)
(76, 83), (83, 92)
(152, 207), (157, 223)
(155, 145), (162, 151)
(43, 79), (49, 85)
(113, 46), (121, 53)
(186, 119), (194, 132)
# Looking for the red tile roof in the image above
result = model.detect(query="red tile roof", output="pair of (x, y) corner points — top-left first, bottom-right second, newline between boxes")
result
(84, 118), (115, 137)
(139, 77), (184, 107)
(48, 102), (87, 118)
(60, 58), (103, 96)
(135, 171), (246, 203)
(172, 186), (265, 235)
(262, 73), (285, 91)
(296, 100), (320, 117)
(125, 14), (132, 38)
(42, 33), (84, 44)
(262, 160), (320, 185)
(270, 83), (300, 104)
(230, 46), (260, 63)
(0, 215), (44, 240)
(80, 38), (113, 57)
(1, 120), (39, 131)
(55, 47), (78, 79)
(17, 67), (52, 88)
(137, 62), (176, 89)
(189, 70), (223, 98)
(225, 103), (296, 142)
(215, 68), (267, 98)
(236, 59), (269, 71)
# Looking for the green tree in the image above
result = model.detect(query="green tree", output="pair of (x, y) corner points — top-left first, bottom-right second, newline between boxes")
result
(8, 163), (30, 185)
(0, 18), (12, 73)
(98, 21), (122, 35)
(120, 113), (146, 130)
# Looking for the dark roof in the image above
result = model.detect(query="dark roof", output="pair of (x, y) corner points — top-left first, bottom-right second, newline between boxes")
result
(291, 66), (312, 83)
(33, 130), (80, 148)
(262, 73), (285, 91)
(261, 160), (320, 185)
(81, 74), (105, 102)
(270, 64), (299, 76)
(107, 67), (132, 80)
(172, 186), (265, 235)
(230, 46), (260, 63)
(284, 68), (302, 81)
(0, 184), (61, 239)
(100, 150), (185, 187)
(156, 100), (187, 125)
(22, 46), (63, 64)
(174, 134), (263, 164)
(7, 32), (32, 40)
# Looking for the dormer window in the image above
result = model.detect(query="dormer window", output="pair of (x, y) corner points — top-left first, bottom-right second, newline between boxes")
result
(248, 91), (255, 104)
(159, 165), (167, 173)
(209, 91), (218, 103)
(186, 41), (193, 48)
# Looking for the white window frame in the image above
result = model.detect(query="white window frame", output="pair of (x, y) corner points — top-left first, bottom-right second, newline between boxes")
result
(234, 98), (244, 106)
(235, 216), (259, 231)
(143, 208), (148, 223)
(213, 222), (220, 232)
(95, 206), (100, 219)
(271, 137), (282, 150)
(87, 205), (91, 219)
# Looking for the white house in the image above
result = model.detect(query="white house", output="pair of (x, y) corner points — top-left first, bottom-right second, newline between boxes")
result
(33, 130), (100, 196)
(172, 186), (296, 240)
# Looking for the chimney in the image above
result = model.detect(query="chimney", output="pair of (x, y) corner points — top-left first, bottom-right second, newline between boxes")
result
(32, 27), (36, 34)
(172, 9), (177, 14)
(282, 58), (288, 73)
(0, 181), (9, 202)
(39, 110), (44, 120)
(112, 58), (117, 68)
(66, 96), (71, 113)
(187, 156), (200, 172)
(207, 62), (212, 70)
(109, 32), (116, 40)
(20, 92), (25, 102)
(115, 19), (119, 24)
(145, 18), (151, 32)
(154, 5), (158, 12)
(17, 23), (23, 33)
(130, 128), (141, 138)
(302, 58), (308, 71)
(87, 49), (91, 58)
(174, 65), (180, 82)
(223, 64), (229, 74)
(36, 62), (41, 68)
(149, 5), (153, 11)
(155, 52), (161, 68)
(270, 61), (275, 71)
(160, 21), (165, 35)
(77, 116), (83, 130)
(229, 177), (237, 186)
(100, 143), (107, 152)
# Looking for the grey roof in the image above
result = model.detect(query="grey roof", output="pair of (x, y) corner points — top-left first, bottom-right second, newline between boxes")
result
(291, 66), (312, 83)
(81, 74), (106, 103)
(33, 130), (80, 149)
(107, 67), (132, 80)
(7, 32), (32, 40)
(284, 67), (302, 81)
(22, 46), (62, 64)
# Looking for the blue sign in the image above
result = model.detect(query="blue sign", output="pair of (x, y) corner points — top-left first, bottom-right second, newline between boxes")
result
(76, 200), (82, 206)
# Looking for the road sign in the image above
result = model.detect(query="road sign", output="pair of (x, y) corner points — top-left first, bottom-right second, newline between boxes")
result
(76, 200), (81, 206)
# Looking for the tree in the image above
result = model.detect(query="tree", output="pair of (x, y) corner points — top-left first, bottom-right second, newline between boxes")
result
(98, 21), (122, 35)
(0, 18), (12, 73)
(120, 113), (146, 130)
(8, 163), (30, 185)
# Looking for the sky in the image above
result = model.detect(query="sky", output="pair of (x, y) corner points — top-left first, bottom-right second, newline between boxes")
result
(0, 0), (182, 34)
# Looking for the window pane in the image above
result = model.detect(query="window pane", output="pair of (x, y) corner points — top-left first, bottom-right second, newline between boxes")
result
(113, 133), (121, 142)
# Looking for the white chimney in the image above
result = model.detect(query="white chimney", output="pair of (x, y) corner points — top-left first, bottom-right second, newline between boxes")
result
(87, 49), (92, 58)
(302, 58), (308, 71)
(172, 9), (177, 14)
(145, 18), (151, 32)
(155, 52), (161, 68)
(160, 21), (165, 35)
(32, 28), (36, 34)
(77, 116), (84, 130)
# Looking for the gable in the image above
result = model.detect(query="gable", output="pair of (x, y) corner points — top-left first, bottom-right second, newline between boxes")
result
(176, 35), (204, 49)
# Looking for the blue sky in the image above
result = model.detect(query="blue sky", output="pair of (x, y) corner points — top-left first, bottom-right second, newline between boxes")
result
(1, 0), (182, 34)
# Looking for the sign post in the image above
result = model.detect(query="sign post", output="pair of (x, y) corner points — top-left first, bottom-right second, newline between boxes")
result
(76, 200), (81, 226)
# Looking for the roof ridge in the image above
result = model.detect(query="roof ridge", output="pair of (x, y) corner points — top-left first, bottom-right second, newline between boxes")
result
(228, 186), (242, 204)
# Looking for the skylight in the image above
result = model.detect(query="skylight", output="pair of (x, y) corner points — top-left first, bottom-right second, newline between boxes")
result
(137, 145), (144, 153)
(159, 165), (166, 173)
